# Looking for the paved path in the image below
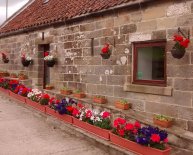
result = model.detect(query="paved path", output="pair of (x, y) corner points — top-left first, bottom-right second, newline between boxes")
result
(0, 94), (108, 155)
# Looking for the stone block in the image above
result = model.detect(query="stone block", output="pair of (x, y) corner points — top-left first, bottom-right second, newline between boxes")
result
(95, 20), (106, 29)
(152, 30), (166, 40)
(160, 90), (192, 107)
(97, 85), (114, 96)
(113, 65), (131, 75)
(167, 65), (193, 78)
(95, 66), (113, 75)
(67, 66), (78, 74)
(130, 11), (142, 23)
(103, 29), (114, 36)
(145, 101), (178, 117)
(86, 84), (97, 94)
(178, 107), (193, 120)
(157, 17), (177, 29)
(137, 20), (157, 32)
(74, 56), (101, 66)
(80, 23), (95, 32)
(105, 18), (114, 28)
(77, 66), (95, 74)
(143, 4), (166, 20)
(167, 3), (190, 17)
(174, 78), (193, 91)
(73, 74), (80, 82)
(63, 74), (74, 81)
(81, 75), (101, 84)
(87, 30), (103, 38)
(62, 58), (73, 65)
(167, 27), (190, 39)
(167, 52), (190, 65)
(64, 42), (73, 49)
(120, 24), (137, 34)
(114, 15), (130, 27)
(107, 75), (125, 86)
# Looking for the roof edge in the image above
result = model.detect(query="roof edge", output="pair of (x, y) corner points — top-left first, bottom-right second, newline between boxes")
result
(0, 0), (153, 38)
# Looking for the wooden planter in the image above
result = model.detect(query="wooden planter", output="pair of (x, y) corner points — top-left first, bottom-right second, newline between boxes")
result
(9, 91), (26, 103)
(73, 93), (86, 98)
(0, 87), (10, 95)
(46, 107), (73, 124)
(73, 117), (110, 140)
(60, 90), (72, 95)
(26, 98), (46, 113)
(110, 133), (171, 155)
(45, 86), (54, 90)
(153, 118), (172, 128)
(93, 97), (107, 104)
(115, 101), (129, 110)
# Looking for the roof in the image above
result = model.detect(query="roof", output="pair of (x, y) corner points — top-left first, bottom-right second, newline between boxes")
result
(0, 0), (149, 36)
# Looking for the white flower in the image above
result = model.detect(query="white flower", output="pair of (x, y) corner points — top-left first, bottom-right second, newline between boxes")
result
(44, 55), (56, 61)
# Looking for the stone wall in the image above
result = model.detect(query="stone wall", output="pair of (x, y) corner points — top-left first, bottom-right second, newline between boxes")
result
(1, 0), (193, 131)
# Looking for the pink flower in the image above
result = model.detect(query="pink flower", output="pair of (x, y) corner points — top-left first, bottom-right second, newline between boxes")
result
(164, 138), (168, 143)
(86, 110), (92, 118)
(72, 108), (79, 117)
(151, 134), (160, 143)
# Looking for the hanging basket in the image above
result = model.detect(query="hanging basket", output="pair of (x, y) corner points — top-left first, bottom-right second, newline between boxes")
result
(46, 60), (56, 67)
(3, 58), (9, 63)
(100, 53), (111, 59)
(171, 47), (186, 59)
(21, 60), (31, 67)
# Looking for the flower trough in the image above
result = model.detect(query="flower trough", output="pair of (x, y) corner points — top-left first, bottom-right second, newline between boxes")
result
(73, 117), (110, 140)
(9, 91), (26, 103)
(26, 98), (46, 113)
(109, 133), (171, 155)
(46, 106), (73, 124)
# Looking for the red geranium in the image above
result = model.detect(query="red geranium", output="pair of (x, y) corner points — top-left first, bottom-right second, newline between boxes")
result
(173, 34), (190, 49)
(42, 94), (50, 99)
(102, 111), (110, 119)
(125, 123), (134, 131)
(101, 43), (110, 54)
(151, 134), (160, 143)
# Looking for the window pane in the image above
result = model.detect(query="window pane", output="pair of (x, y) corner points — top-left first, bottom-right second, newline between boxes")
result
(137, 46), (164, 81)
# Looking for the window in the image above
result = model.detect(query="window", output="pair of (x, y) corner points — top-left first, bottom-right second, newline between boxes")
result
(133, 40), (166, 86)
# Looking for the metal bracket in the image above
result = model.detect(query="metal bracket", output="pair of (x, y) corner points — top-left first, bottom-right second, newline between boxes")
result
(105, 37), (116, 48)
(178, 27), (190, 39)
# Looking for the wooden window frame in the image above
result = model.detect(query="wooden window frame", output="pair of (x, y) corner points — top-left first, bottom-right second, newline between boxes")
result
(133, 40), (167, 86)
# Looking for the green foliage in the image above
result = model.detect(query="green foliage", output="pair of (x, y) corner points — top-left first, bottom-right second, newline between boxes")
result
(154, 114), (172, 122)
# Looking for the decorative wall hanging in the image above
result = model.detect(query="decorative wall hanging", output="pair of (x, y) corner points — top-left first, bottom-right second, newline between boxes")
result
(171, 27), (190, 59)
(44, 51), (57, 67)
(21, 53), (33, 67)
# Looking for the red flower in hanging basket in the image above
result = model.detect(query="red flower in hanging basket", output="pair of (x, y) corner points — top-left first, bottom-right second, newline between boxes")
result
(171, 34), (190, 59)
(100, 43), (111, 59)
(101, 43), (110, 54)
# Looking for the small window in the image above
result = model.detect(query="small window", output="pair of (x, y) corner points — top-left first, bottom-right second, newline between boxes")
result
(133, 40), (166, 86)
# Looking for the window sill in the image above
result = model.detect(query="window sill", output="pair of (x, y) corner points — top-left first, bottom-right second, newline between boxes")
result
(123, 83), (173, 96)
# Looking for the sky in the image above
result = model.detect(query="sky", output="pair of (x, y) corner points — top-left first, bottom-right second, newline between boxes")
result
(0, 0), (29, 25)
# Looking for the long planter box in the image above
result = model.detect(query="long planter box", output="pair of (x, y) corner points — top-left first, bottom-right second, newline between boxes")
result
(73, 117), (110, 140)
(109, 133), (171, 155)
(0, 87), (10, 95)
(26, 98), (46, 113)
(46, 107), (73, 124)
(9, 91), (26, 103)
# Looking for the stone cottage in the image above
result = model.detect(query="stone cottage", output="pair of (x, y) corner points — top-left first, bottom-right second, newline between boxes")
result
(1, 0), (193, 153)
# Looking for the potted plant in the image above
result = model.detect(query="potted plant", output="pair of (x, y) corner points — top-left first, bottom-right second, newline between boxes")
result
(10, 73), (18, 78)
(21, 53), (32, 67)
(110, 118), (171, 155)
(115, 99), (130, 110)
(100, 43), (111, 59)
(60, 87), (72, 95)
(73, 89), (86, 98)
(18, 73), (28, 80)
(1, 53), (9, 63)
(171, 34), (190, 59)
(153, 114), (173, 128)
(39, 94), (50, 105)
(93, 95), (107, 104)
(44, 52), (57, 67)
(45, 84), (54, 90)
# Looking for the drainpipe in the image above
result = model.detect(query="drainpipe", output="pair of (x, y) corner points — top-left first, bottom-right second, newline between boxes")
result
(6, 0), (8, 20)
